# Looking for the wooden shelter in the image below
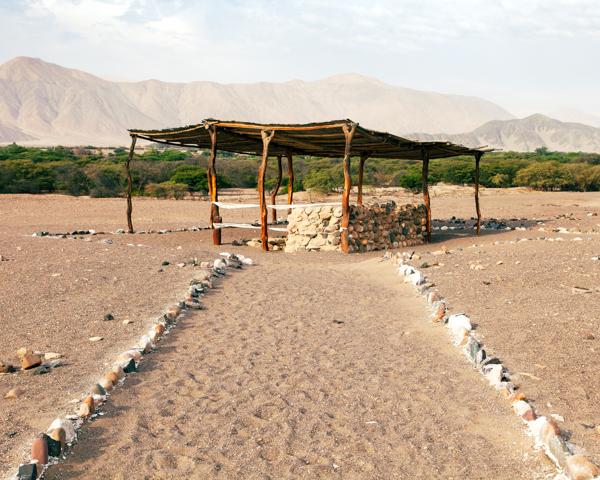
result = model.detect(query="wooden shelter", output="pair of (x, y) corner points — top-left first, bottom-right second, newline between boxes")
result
(127, 119), (491, 252)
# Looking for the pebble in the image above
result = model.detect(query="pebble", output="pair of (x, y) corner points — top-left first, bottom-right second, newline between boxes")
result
(0, 361), (14, 373)
(91, 383), (107, 396)
(79, 395), (95, 418)
(89, 336), (104, 342)
(44, 352), (62, 360)
(104, 371), (119, 386)
(31, 436), (48, 466)
(565, 455), (600, 479)
(122, 358), (137, 373)
(103, 313), (114, 321)
(4, 387), (24, 399)
(122, 319), (133, 325)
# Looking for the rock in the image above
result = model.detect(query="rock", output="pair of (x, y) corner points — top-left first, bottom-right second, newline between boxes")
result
(44, 352), (62, 360)
(4, 387), (24, 399)
(100, 377), (113, 391)
(104, 371), (119, 386)
(427, 291), (441, 305)
(430, 301), (446, 322)
(122, 319), (133, 325)
(16, 347), (31, 359)
(482, 363), (504, 387)
(31, 435), (48, 466)
(49, 427), (66, 453)
(447, 314), (472, 341)
(565, 455), (600, 480)
(17, 463), (37, 480)
(79, 395), (95, 418)
(464, 336), (481, 363)
(103, 313), (114, 321)
(89, 336), (104, 342)
(91, 383), (107, 396)
(513, 400), (536, 422)
(42, 432), (62, 457)
(122, 358), (137, 374)
(21, 353), (42, 370)
(111, 364), (124, 379)
(583, 332), (595, 340)
(138, 335), (154, 354)
(165, 305), (181, 321)
(48, 418), (76, 444)
(32, 364), (52, 375)
(0, 361), (15, 373)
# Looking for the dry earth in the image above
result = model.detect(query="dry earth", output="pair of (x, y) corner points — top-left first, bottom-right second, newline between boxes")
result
(0, 187), (598, 478)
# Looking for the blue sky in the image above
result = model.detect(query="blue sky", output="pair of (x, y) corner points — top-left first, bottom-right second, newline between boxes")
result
(1, 0), (600, 120)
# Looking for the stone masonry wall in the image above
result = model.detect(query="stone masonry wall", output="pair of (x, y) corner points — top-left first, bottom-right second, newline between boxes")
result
(284, 202), (427, 253)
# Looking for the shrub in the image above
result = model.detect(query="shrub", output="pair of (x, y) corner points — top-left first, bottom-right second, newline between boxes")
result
(515, 161), (574, 191)
(145, 181), (188, 199)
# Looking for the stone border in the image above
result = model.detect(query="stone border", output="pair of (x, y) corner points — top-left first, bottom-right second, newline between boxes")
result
(10, 253), (254, 480)
(390, 251), (600, 480)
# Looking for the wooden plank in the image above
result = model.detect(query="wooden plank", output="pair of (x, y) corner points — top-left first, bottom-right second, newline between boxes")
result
(271, 155), (283, 223)
(474, 152), (483, 235)
(341, 123), (357, 253)
(207, 126), (221, 245)
(258, 130), (275, 251)
(125, 135), (137, 233)
(421, 148), (431, 242)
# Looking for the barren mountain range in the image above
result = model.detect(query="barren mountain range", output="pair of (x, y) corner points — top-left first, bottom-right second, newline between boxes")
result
(1, 56), (599, 153)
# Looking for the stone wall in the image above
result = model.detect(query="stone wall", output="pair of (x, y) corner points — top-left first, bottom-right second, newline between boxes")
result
(284, 202), (427, 253)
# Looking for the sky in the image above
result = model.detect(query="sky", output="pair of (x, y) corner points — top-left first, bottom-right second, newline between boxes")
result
(1, 0), (600, 121)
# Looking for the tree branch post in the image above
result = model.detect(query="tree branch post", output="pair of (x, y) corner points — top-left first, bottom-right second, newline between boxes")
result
(125, 134), (137, 233)
(286, 152), (294, 213)
(421, 148), (431, 242)
(341, 123), (357, 253)
(258, 130), (275, 251)
(357, 152), (369, 206)
(474, 151), (483, 236)
(270, 154), (283, 223)
(207, 125), (221, 245)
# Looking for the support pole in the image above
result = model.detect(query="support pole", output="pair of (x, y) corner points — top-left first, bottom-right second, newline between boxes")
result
(357, 152), (369, 206)
(341, 123), (357, 253)
(286, 152), (294, 211)
(270, 154), (283, 223)
(125, 134), (137, 233)
(421, 148), (431, 242)
(258, 130), (275, 251)
(207, 125), (221, 245)
(474, 152), (483, 236)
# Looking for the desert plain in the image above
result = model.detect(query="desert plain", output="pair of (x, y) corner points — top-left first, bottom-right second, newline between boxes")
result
(0, 186), (599, 479)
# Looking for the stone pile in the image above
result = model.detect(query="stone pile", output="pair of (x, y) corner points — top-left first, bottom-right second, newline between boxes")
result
(391, 251), (600, 480)
(285, 202), (427, 253)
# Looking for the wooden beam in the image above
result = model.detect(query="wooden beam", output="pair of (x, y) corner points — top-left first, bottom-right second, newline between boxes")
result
(357, 152), (369, 206)
(258, 130), (275, 251)
(271, 154), (283, 223)
(207, 125), (221, 245)
(125, 135), (137, 234)
(421, 148), (431, 242)
(340, 123), (357, 253)
(474, 152), (483, 236)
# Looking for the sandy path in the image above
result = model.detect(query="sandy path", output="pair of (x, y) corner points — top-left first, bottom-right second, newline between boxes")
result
(46, 257), (550, 479)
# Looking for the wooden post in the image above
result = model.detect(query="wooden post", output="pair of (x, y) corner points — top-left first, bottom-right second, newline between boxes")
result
(125, 134), (137, 233)
(207, 125), (221, 245)
(286, 152), (294, 211)
(341, 123), (357, 253)
(421, 148), (431, 242)
(474, 152), (483, 236)
(357, 152), (369, 206)
(258, 130), (275, 251)
(270, 154), (283, 223)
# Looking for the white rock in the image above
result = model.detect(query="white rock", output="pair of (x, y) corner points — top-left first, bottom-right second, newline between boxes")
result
(447, 314), (472, 339)
(89, 336), (104, 342)
(409, 270), (425, 286)
(48, 418), (76, 443)
(482, 363), (504, 387)
(398, 264), (415, 276)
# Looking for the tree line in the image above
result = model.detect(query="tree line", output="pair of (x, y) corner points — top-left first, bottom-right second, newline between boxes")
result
(1, 143), (600, 198)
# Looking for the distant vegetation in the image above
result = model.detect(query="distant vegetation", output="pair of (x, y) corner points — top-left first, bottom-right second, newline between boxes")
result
(1, 144), (600, 197)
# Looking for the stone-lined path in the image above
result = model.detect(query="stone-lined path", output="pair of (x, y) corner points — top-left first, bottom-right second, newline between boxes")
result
(46, 256), (551, 479)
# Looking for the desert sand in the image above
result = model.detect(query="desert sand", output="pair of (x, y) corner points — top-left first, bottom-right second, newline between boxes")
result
(1, 187), (598, 478)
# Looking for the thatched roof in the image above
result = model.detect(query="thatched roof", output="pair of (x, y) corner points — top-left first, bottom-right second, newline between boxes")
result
(129, 119), (490, 160)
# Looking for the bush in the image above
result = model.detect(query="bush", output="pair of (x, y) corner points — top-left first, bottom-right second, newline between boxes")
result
(170, 165), (209, 192)
(145, 181), (188, 199)
(515, 161), (574, 191)
(85, 164), (124, 197)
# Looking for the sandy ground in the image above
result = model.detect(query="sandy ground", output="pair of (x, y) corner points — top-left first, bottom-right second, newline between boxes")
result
(45, 258), (550, 479)
(0, 187), (598, 478)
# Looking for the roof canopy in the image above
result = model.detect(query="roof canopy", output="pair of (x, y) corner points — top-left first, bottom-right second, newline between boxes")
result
(129, 119), (489, 160)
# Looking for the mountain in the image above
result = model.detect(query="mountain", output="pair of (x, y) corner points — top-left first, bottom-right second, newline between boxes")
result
(0, 57), (513, 145)
(547, 108), (600, 128)
(410, 114), (600, 153)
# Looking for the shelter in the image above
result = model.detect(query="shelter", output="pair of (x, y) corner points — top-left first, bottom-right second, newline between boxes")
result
(126, 119), (491, 252)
